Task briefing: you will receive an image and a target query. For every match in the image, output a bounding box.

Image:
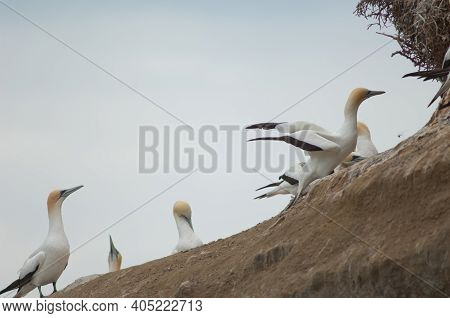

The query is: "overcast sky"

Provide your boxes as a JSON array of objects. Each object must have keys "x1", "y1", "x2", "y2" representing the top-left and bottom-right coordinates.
[{"x1": 0, "y1": 0, "x2": 437, "y2": 297}]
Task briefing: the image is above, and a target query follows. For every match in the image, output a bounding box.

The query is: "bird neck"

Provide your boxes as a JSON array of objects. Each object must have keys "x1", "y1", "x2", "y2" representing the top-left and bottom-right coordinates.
[
  {"x1": 342, "y1": 99, "x2": 360, "y2": 132},
  {"x1": 109, "y1": 261, "x2": 119, "y2": 272},
  {"x1": 356, "y1": 135, "x2": 378, "y2": 156},
  {"x1": 109, "y1": 254, "x2": 122, "y2": 272},
  {"x1": 174, "y1": 215, "x2": 195, "y2": 239},
  {"x1": 48, "y1": 204, "x2": 65, "y2": 234},
  {"x1": 357, "y1": 133, "x2": 371, "y2": 142}
]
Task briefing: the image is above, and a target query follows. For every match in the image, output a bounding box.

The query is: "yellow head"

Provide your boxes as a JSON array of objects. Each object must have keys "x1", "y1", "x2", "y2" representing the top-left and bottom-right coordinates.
[
  {"x1": 47, "y1": 190, "x2": 62, "y2": 211},
  {"x1": 346, "y1": 88, "x2": 385, "y2": 113},
  {"x1": 357, "y1": 121, "x2": 371, "y2": 137},
  {"x1": 47, "y1": 186, "x2": 83, "y2": 212},
  {"x1": 348, "y1": 88, "x2": 370, "y2": 105},
  {"x1": 173, "y1": 201, "x2": 192, "y2": 219}
]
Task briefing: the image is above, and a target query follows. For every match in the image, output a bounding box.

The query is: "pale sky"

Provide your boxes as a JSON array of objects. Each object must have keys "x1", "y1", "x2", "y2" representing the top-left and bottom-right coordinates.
[{"x1": 0, "y1": 0, "x2": 437, "y2": 297}]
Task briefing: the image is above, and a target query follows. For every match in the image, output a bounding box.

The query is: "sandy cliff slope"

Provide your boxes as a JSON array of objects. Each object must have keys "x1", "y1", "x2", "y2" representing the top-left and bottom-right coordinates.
[{"x1": 56, "y1": 108, "x2": 450, "y2": 298}]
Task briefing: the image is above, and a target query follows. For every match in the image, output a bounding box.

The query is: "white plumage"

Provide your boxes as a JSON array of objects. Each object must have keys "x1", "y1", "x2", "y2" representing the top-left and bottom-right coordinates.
[
  {"x1": 172, "y1": 201, "x2": 203, "y2": 254},
  {"x1": 0, "y1": 186, "x2": 83, "y2": 298},
  {"x1": 248, "y1": 88, "x2": 385, "y2": 207},
  {"x1": 254, "y1": 162, "x2": 306, "y2": 199}
]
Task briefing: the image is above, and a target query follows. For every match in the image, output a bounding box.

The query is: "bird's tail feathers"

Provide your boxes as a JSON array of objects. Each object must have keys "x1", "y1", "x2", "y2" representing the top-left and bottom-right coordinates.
[
  {"x1": 0, "y1": 266, "x2": 38, "y2": 296},
  {"x1": 0, "y1": 278, "x2": 24, "y2": 296}
]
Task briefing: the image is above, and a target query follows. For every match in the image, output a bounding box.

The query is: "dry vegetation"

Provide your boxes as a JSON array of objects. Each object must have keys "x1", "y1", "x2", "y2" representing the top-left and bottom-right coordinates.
[{"x1": 355, "y1": 0, "x2": 450, "y2": 70}]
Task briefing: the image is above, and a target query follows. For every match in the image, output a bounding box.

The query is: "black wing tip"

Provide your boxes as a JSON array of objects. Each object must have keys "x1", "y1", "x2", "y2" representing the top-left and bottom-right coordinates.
[
  {"x1": 255, "y1": 181, "x2": 281, "y2": 191},
  {"x1": 247, "y1": 137, "x2": 278, "y2": 142},
  {"x1": 306, "y1": 145, "x2": 323, "y2": 151},
  {"x1": 0, "y1": 279, "x2": 21, "y2": 295},
  {"x1": 254, "y1": 194, "x2": 267, "y2": 199},
  {"x1": 245, "y1": 124, "x2": 261, "y2": 130},
  {"x1": 402, "y1": 71, "x2": 424, "y2": 78},
  {"x1": 280, "y1": 174, "x2": 299, "y2": 185},
  {"x1": 245, "y1": 123, "x2": 264, "y2": 130},
  {"x1": 0, "y1": 266, "x2": 39, "y2": 296},
  {"x1": 245, "y1": 122, "x2": 284, "y2": 130},
  {"x1": 402, "y1": 68, "x2": 449, "y2": 81}
]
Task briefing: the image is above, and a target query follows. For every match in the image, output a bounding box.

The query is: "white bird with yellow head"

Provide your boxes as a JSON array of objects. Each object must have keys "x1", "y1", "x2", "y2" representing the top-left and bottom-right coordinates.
[
  {"x1": 172, "y1": 201, "x2": 203, "y2": 254},
  {"x1": 0, "y1": 186, "x2": 83, "y2": 298},
  {"x1": 248, "y1": 87, "x2": 385, "y2": 208}
]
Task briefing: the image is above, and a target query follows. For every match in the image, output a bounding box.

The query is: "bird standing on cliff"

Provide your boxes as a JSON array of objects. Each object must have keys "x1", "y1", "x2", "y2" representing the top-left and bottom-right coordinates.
[
  {"x1": 0, "y1": 186, "x2": 83, "y2": 298},
  {"x1": 248, "y1": 88, "x2": 385, "y2": 208},
  {"x1": 403, "y1": 45, "x2": 450, "y2": 107},
  {"x1": 172, "y1": 201, "x2": 203, "y2": 254},
  {"x1": 255, "y1": 121, "x2": 379, "y2": 198},
  {"x1": 108, "y1": 235, "x2": 122, "y2": 272}
]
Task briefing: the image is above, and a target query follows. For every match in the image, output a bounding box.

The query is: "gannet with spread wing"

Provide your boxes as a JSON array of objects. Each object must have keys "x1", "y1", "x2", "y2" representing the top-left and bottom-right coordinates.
[
  {"x1": 248, "y1": 88, "x2": 385, "y2": 207},
  {"x1": 254, "y1": 120, "x2": 379, "y2": 198}
]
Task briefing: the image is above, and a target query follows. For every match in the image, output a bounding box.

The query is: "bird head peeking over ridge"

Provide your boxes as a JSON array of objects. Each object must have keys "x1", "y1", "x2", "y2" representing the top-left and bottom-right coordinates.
[
  {"x1": 173, "y1": 200, "x2": 193, "y2": 230},
  {"x1": 356, "y1": 121, "x2": 371, "y2": 137},
  {"x1": 108, "y1": 235, "x2": 122, "y2": 272},
  {"x1": 172, "y1": 201, "x2": 203, "y2": 254}
]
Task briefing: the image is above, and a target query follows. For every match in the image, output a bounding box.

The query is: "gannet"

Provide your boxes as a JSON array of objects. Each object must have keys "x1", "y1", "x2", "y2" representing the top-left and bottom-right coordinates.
[
  {"x1": 256, "y1": 121, "x2": 379, "y2": 196},
  {"x1": 354, "y1": 121, "x2": 378, "y2": 157},
  {"x1": 248, "y1": 88, "x2": 385, "y2": 207},
  {"x1": 337, "y1": 121, "x2": 378, "y2": 170},
  {"x1": 0, "y1": 186, "x2": 83, "y2": 298},
  {"x1": 403, "y1": 45, "x2": 450, "y2": 107},
  {"x1": 172, "y1": 201, "x2": 203, "y2": 254},
  {"x1": 254, "y1": 162, "x2": 306, "y2": 199},
  {"x1": 108, "y1": 235, "x2": 122, "y2": 272}
]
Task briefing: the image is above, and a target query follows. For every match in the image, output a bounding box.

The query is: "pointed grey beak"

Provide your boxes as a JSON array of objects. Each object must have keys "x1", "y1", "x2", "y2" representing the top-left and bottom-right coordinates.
[
  {"x1": 60, "y1": 185, "x2": 83, "y2": 198},
  {"x1": 181, "y1": 215, "x2": 194, "y2": 230},
  {"x1": 109, "y1": 235, "x2": 119, "y2": 256},
  {"x1": 367, "y1": 90, "x2": 386, "y2": 98}
]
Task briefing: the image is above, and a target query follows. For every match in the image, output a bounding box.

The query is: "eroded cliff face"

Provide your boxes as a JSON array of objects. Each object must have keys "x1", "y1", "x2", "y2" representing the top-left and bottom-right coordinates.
[{"x1": 56, "y1": 108, "x2": 450, "y2": 298}]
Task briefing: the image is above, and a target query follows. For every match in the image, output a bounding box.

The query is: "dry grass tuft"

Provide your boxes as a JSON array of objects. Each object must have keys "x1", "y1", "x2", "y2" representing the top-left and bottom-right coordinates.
[{"x1": 355, "y1": 0, "x2": 450, "y2": 71}]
